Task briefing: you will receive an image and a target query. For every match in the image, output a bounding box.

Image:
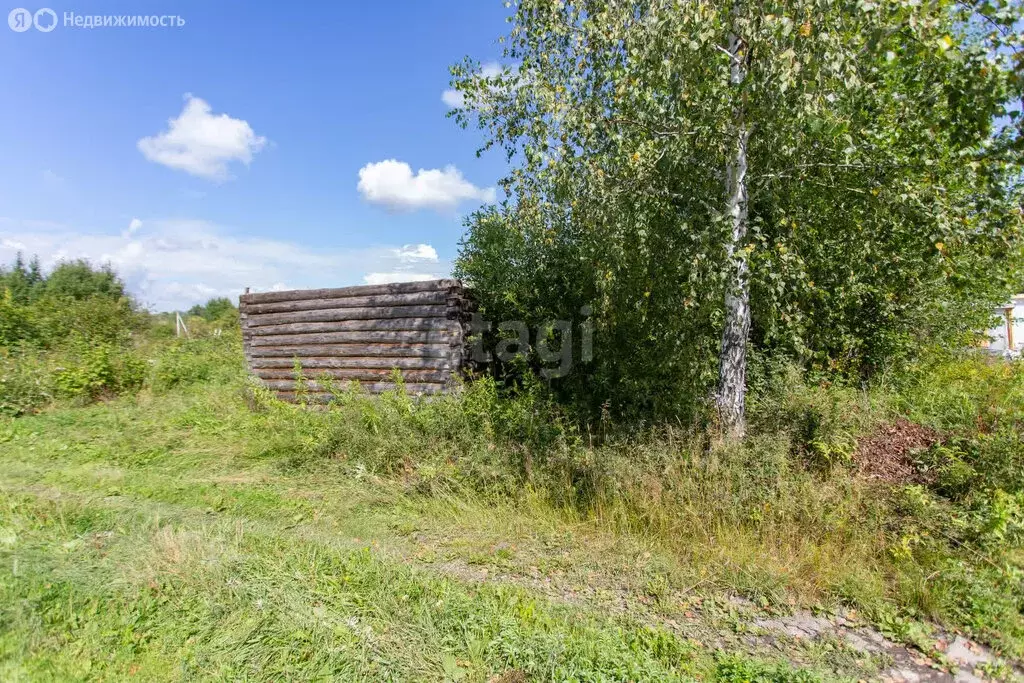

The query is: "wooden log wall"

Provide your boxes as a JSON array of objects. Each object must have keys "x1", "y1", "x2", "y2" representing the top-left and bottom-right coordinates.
[{"x1": 239, "y1": 279, "x2": 469, "y2": 401}]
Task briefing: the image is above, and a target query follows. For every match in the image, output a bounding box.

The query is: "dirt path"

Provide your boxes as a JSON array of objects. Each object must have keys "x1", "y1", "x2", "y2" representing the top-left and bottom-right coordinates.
[{"x1": 422, "y1": 555, "x2": 1022, "y2": 682}]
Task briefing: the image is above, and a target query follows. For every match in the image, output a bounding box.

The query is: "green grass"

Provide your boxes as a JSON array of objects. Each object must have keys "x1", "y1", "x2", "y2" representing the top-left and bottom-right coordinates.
[
  {"x1": 0, "y1": 346, "x2": 1022, "y2": 679},
  {"x1": 0, "y1": 384, "x2": 856, "y2": 681},
  {"x1": 1, "y1": 492, "x2": 697, "y2": 681}
]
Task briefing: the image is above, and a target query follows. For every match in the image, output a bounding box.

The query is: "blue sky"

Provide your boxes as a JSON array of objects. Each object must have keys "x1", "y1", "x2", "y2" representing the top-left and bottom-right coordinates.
[{"x1": 0, "y1": 1, "x2": 511, "y2": 310}]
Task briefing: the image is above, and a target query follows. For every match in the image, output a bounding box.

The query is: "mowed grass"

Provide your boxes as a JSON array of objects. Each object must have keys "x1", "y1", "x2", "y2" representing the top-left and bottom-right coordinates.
[{"x1": 0, "y1": 384, "x2": 848, "y2": 682}]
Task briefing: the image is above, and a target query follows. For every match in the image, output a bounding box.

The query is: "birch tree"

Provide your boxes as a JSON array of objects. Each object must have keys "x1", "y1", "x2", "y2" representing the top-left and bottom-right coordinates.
[
  {"x1": 452, "y1": 0, "x2": 1024, "y2": 429},
  {"x1": 720, "y1": 5, "x2": 751, "y2": 435}
]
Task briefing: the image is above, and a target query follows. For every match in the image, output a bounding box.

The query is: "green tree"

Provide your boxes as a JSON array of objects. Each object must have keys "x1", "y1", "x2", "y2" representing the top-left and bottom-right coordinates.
[
  {"x1": 451, "y1": 0, "x2": 1024, "y2": 431},
  {"x1": 0, "y1": 253, "x2": 43, "y2": 305},
  {"x1": 39, "y1": 259, "x2": 126, "y2": 301},
  {"x1": 187, "y1": 297, "x2": 237, "y2": 322},
  {"x1": 0, "y1": 256, "x2": 140, "y2": 348}
]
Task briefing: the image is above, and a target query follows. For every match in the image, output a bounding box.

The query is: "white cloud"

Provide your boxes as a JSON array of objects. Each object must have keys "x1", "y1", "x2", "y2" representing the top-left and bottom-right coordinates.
[
  {"x1": 357, "y1": 159, "x2": 495, "y2": 212},
  {"x1": 137, "y1": 94, "x2": 267, "y2": 181},
  {"x1": 124, "y1": 218, "x2": 143, "y2": 237},
  {"x1": 442, "y1": 61, "x2": 506, "y2": 109},
  {"x1": 395, "y1": 243, "x2": 438, "y2": 262},
  {"x1": 363, "y1": 272, "x2": 438, "y2": 286},
  {"x1": 0, "y1": 218, "x2": 448, "y2": 311},
  {"x1": 441, "y1": 89, "x2": 465, "y2": 109}
]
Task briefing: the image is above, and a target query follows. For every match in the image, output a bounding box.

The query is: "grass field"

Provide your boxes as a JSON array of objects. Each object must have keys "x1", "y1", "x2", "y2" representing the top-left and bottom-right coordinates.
[
  {"x1": 1, "y1": 339, "x2": 1023, "y2": 681},
  {"x1": 0, "y1": 383, "x2": 829, "y2": 681}
]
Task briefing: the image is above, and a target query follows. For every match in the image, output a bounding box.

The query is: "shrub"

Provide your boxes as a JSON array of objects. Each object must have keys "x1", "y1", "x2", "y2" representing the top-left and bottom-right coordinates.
[
  {"x1": 150, "y1": 333, "x2": 243, "y2": 391},
  {"x1": 920, "y1": 444, "x2": 978, "y2": 499},
  {"x1": 32, "y1": 294, "x2": 139, "y2": 348},
  {"x1": 899, "y1": 355, "x2": 1024, "y2": 498},
  {"x1": 964, "y1": 489, "x2": 1024, "y2": 549},
  {"x1": 51, "y1": 339, "x2": 146, "y2": 401},
  {"x1": 180, "y1": 314, "x2": 239, "y2": 337},
  {"x1": 0, "y1": 295, "x2": 38, "y2": 348},
  {"x1": 748, "y1": 362, "x2": 875, "y2": 470},
  {"x1": 0, "y1": 349, "x2": 53, "y2": 416},
  {"x1": 899, "y1": 354, "x2": 1024, "y2": 433},
  {"x1": 0, "y1": 255, "x2": 141, "y2": 350}
]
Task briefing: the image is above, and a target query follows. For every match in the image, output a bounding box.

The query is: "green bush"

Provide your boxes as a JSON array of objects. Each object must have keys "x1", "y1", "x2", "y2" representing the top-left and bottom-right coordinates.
[
  {"x1": 32, "y1": 294, "x2": 140, "y2": 348},
  {"x1": 966, "y1": 489, "x2": 1024, "y2": 549},
  {"x1": 150, "y1": 333, "x2": 243, "y2": 391},
  {"x1": 51, "y1": 340, "x2": 145, "y2": 401},
  {"x1": 144, "y1": 317, "x2": 177, "y2": 340},
  {"x1": 0, "y1": 256, "x2": 141, "y2": 350},
  {"x1": 899, "y1": 354, "x2": 1024, "y2": 433},
  {"x1": 899, "y1": 355, "x2": 1024, "y2": 499},
  {"x1": 0, "y1": 349, "x2": 53, "y2": 416},
  {"x1": 0, "y1": 254, "x2": 241, "y2": 413},
  {"x1": 748, "y1": 362, "x2": 873, "y2": 470},
  {"x1": 921, "y1": 444, "x2": 978, "y2": 499},
  {"x1": 0, "y1": 255, "x2": 145, "y2": 412},
  {"x1": 0, "y1": 293, "x2": 38, "y2": 348}
]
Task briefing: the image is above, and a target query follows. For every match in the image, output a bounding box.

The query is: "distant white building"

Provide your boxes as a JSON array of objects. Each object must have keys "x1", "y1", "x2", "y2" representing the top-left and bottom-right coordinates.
[{"x1": 983, "y1": 294, "x2": 1024, "y2": 355}]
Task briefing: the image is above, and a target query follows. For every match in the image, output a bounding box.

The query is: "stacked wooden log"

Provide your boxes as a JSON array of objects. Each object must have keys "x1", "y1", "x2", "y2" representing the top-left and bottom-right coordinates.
[{"x1": 239, "y1": 279, "x2": 469, "y2": 401}]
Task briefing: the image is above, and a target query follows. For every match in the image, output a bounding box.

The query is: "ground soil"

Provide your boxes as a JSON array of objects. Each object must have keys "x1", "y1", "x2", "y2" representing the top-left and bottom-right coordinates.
[{"x1": 853, "y1": 418, "x2": 941, "y2": 484}]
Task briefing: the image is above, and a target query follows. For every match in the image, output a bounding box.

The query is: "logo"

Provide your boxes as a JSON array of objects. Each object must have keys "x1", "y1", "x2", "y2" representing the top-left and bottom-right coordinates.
[
  {"x1": 8, "y1": 7, "x2": 56, "y2": 31},
  {"x1": 7, "y1": 7, "x2": 31, "y2": 31},
  {"x1": 33, "y1": 7, "x2": 55, "y2": 31},
  {"x1": 8, "y1": 10, "x2": 185, "y2": 31}
]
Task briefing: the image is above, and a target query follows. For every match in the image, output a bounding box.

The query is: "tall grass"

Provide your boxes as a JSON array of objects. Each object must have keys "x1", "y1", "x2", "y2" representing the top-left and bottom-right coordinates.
[
  {"x1": 3, "y1": 323, "x2": 1023, "y2": 659},
  {"x1": 231, "y1": 352, "x2": 1023, "y2": 657}
]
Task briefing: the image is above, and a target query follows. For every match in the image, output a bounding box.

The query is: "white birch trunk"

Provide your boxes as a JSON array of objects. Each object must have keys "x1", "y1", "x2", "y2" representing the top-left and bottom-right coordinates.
[{"x1": 716, "y1": 27, "x2": 751, "y2": 438}]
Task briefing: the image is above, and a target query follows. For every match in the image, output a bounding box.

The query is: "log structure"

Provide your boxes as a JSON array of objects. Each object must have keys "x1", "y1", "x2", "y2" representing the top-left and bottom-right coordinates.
[{"x1": 239, "y1": 279, "x2": 470, "y2": 401}]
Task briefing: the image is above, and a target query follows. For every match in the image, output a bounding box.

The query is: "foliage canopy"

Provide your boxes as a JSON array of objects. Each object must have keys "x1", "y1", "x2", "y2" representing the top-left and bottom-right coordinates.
[
  {"x1": 451, "y1": 0, "x2": 1024, "y2": 420},
  {"x1": 0, "y1": 254, "x2": 138, "y2": 349}
]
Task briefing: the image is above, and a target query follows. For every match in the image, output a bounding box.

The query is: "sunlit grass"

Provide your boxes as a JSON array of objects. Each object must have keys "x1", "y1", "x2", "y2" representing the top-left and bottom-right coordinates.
[{"x1": 1, "y1": 350, "x2": 1022, "y2": 678}]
